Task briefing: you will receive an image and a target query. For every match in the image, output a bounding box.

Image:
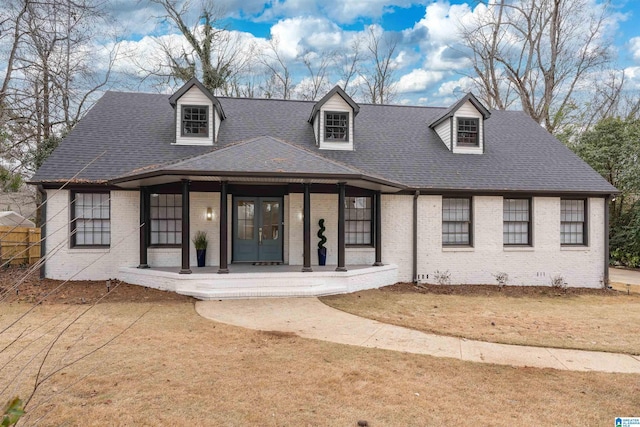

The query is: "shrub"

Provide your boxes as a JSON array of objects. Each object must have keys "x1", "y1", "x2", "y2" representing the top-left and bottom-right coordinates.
[
  {"x1": 550, "y1": 274, "x2": 566, "y2": 290},
  {"x1": 433, "y1": 270, "x2": 451, "y2": 285},
  {"x1": 493, "y1": 272, "x2": 509, "y2": 287}
]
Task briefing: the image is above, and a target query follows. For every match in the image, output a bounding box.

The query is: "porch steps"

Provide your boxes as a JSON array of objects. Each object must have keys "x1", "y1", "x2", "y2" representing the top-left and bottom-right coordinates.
[
  {"x1": 118, "y1": 264, "x2": 399, "y2": 300},
  {"x1": 175, "y1": 282, "x2": 348, "y2": 300}
]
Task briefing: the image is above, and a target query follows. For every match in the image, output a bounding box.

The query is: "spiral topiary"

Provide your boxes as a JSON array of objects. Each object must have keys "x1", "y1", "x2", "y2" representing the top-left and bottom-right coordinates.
[{"x1": 317, "y1": 218, "x2": 327, "y2": 249}]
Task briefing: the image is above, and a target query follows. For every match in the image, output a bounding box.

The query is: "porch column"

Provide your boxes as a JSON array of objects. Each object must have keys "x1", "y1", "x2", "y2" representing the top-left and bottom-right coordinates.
[
  {"x1": 302, "y1": 183, "x2": 312, "y2": 272},
  {"x1": 137, "y1": 187, "x2": 150, "y2": 268},
  {"x1": 374, "y1": 191, "x2": 383, "y2": 266},
  {"x1": 179, "y1": 179, "x2": 191, "y2": 274},
  {"x1": 336, "y1": 182, "x2": 347, "y2": 271},
  {"x1": 218, "y1": 181, "x2": 229, "y2": 274}
]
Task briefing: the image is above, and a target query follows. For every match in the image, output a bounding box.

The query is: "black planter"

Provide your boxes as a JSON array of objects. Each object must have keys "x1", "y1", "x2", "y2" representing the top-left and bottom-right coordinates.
[
  {"x1": 196, "y1": 249, "x2": 206, "y2": 267},
  {"x1": 318, "y1": 247, "x2": 327, "y2": 266}
]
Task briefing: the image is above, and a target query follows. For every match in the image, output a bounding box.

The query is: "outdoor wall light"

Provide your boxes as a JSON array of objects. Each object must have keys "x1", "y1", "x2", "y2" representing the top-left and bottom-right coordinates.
[{"x1": 206, "y1": 207, "x2": 213, "y2": 221}]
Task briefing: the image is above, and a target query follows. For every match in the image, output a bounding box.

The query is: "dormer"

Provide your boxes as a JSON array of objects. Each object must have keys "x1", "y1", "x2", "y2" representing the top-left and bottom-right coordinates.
[
  {"x1": 429, "y1": 92, "x2": 490, "y2": 155},
  {"x1": 168, "y1": 78, "x2": 225, "y2": 146},
  {"x1": 309, "y1": 86, "x2": 359, "y2": 151}
]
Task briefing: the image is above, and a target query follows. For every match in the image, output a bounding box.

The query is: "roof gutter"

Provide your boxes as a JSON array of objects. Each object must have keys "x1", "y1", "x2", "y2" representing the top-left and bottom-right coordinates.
[
  {"x1": 413, "y1": 190, "x2": 420, "y2": 283},
  {"x1": 37, "y1": 185, "x2": 47, "y2": 279},
  {"x1": 404, "y1": 188, "x2": 620, "y2": 198}
]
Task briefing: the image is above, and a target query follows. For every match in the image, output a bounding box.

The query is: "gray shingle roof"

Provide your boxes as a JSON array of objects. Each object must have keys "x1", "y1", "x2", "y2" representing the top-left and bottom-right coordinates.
[
  {"x1": 31, "y1": 89, "x2": 616, "y2": 194},
  {"x1": 115, "y1": 135, "x2": 401, "y2": 187}
]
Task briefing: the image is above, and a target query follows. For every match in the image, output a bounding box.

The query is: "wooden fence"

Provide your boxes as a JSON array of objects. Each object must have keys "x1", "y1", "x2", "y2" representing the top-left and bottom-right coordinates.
[{"x1": 0, "y1": 226, "x2": 41, "y2": 266}]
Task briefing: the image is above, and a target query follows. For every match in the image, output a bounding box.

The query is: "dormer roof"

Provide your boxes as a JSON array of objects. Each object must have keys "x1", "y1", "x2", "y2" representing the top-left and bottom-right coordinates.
[
  {"x1": 308, "y1": 85, "x2": 360, "y2": 122},
  {"x1": 429, "y1": 92, "x2": 490, "y2": 129},
  {"x1": 168, "y1": 77, "x2": 226, "y2": 119}
]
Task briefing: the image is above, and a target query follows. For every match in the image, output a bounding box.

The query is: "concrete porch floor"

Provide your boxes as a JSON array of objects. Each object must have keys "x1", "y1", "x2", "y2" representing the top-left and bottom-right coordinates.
[
  {"x1": 118, "y1": 263, "x2": 399, "y2": 299},
  {"x1": 150, "y1": 264, "x2": 369, "y2": 274}
]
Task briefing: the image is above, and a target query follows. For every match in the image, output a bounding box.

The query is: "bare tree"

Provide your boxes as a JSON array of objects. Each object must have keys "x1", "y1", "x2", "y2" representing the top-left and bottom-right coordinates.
[
  {"x1": 336, "y1": 35, "x2": 363, "y2": 98},
  {"x1": 0, "y1": 0, "x2": 116, "y2": 228},
  {"x1": 148, "y1": 0, "x2": 251, "y2": 93},
  {"x1": 296, "y1": 50, "x2": 335, "y2": 100},
  {"x1": 0, "y1": 1, "x2": 29, "y2": 109},
  {"x1": 459, "y1": 0, "x2": 613, "y2": 133},
  {"x1": 259, "y1": 37, "x2": 295, "y2": 99},
  {"x1": 359, "y1": 26, "x2": 399, "y2": 104},
  {"x1": 7, "y1": 0, "x2": 116, "y2": 173}
]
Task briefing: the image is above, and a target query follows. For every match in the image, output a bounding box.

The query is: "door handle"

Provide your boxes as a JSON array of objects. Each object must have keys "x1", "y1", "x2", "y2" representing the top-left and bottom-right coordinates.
[{"x1": 258, "y1": 227, "x2": 263, "y2": 245}]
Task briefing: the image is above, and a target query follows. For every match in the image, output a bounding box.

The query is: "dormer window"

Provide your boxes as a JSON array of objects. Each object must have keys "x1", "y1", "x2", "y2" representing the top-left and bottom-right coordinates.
[
  {"x1": 325, "y1": 112, "x2": 349, "y2": 141},
  {"x1": 429, "y1": 93, "x2": 490, "y2": 155},
  {"x1": 169, "y1": 78, "x2": 225, "y2": 146},
  {"x1": 457, "y1": 118, "x2": 479, "y2": 146},
  {"x1": 309, "y1": 86, "x2": 359, "y2": 151},
  {"x1": 182, "y1": 105, "x2": 209, "y2": 137}
]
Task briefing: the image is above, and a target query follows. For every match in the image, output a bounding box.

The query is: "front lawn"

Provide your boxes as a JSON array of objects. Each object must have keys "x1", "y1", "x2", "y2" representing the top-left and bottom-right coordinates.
[
  {"x1": 0, "y1": 299, "x2": 638, "y2": 426},
  {"x1": 321, "y1": 283, "x2": 640, "y2": 354}
]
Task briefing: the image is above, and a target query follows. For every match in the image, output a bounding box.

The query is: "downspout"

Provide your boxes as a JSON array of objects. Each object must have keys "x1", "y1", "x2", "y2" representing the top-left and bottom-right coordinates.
[
  {"x1": 37, "y1": 185, "x2": 47, "y2": 279},
  {"x1": 604, "y1": 195, "x2": 611, "y2": 287},
  {"x1": 413, "y1": 190, "x2": 420, "y2": 283}
]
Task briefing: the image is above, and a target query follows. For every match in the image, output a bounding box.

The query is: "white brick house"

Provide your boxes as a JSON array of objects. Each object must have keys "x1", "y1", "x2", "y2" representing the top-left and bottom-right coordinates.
[{"x1": 30, "y1": 79, "x2": 617, "y2": 298}]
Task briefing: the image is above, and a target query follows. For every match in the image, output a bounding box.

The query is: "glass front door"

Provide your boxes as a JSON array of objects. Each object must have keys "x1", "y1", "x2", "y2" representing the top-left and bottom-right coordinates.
[{"x1": 233, "y1": 197, "x2": 283, "y2": 262}]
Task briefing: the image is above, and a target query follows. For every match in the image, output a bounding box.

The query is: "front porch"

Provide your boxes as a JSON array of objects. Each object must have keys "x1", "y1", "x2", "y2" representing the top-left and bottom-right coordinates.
[{"x1": 119, "y1": 263, "x2": 398, "y2": 299}]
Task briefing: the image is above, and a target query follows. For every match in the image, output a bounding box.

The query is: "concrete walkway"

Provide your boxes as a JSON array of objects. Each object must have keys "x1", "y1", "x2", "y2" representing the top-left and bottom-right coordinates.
[
  {"x1": 610, "y1": 267, "x2": 640, "y2": 294},
  {"x1": 196, "y1": 298, "x2": 640, "y2": 374}
]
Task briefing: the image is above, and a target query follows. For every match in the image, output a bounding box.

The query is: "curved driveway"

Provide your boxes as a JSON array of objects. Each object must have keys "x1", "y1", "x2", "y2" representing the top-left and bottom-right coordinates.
[{"x1": 196, "y1": 298, "x2": 640, "y2": 374}]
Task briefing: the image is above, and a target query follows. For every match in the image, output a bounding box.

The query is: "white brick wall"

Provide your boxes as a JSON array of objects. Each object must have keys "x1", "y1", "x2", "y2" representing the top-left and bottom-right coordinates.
[
  {"x1": 404, "y1": 195, "x2": 605, "y2": 288},
  {"x1": 44, "y1": 190, "x2": 607, "y2": 288},
  {"x1": 382, "y1": 195, "x2": 414, "y2": 282},
  {"x1": 44, "y1": 189, "x2": 139, "y2": 280},
  {"x1": 287, "y1": 193, "x2": 339, "y2": 266}
]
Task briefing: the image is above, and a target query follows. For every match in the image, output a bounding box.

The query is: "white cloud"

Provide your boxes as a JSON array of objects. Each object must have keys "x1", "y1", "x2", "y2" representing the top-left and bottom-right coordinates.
[
  {"x1": 400, "y1": 1, "x2": 477, "y2": 72},
  {"x1": 623, "y1": 66, "x2": 640, "y2": 89},
  {"x1": 630, "y1": 37, "x2": 640, "y2": 63},
  {"x1": 320, "y1": 0, "x2": 416, "y2": 24},
  {"x1": 226, "y1": 0, "x2": 418, "y2": 24},
  {"x1": 396, "y1": 69, "x2": 445, "y2": 93},
  {"x1": 105, "y1": 1, "x2": 167, "y2": 37},
  {"x1": 270, "y1": 17, "x2": 345, "y2": 59},
  {"x1": 436, "y1": 76, "x2": 476, "y2": 98}
]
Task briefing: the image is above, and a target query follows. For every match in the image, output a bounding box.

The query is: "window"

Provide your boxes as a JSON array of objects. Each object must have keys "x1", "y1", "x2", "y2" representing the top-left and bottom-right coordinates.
[
  {"x1": 325, "y1": 111, "x2": 349, "y2": 141},
  {"x1": 181, "y1": 105, "x2": 208, "y2": 137},
  {"x1": 71, "y1": 192, "x2": 110, "y2": 247},
  {"x1": 442, "y1": 197, "x2": 471, "y2": 245},
  {"x1": 503, "y1": 198, "x2": 531, "y2": 245},
  {"x1": 561, "y1": 199, "x2": 587, "y2": 245},
  {"x1": 237, "y1": 200, "x2": 254, "y2": 240},
  {"x1": 457, "y1": 117, "x2": 479, "y2": 146},
  {"x1": 345, "y1": 196, "x2": 372, "y2": 245},
  {"x1": 150, "y1": 194, "x2": 182, "y2": 245}
]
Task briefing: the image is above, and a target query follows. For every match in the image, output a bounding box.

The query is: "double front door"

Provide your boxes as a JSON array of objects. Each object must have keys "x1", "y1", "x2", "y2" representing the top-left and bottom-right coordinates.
[{"x1": 233, "y1": 196, "x2": 283, "y2": 262}]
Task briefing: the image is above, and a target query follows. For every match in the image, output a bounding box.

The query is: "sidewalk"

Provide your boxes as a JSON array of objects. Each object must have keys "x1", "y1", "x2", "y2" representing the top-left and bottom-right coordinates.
[{"x1": 196, "y1": 297, "x2": 640, "y2": 374}]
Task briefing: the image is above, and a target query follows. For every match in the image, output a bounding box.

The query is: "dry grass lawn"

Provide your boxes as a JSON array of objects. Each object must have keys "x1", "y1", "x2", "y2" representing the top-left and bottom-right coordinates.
[
  {"x1": 1, "y1": 299, "x2": 639, "y2": 426},
  {"x1": 321, "y1": 284, "x2": 640, "y2": 355}
]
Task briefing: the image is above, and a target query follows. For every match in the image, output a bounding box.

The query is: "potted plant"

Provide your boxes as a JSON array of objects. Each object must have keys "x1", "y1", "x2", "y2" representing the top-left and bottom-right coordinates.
[
  {"x1": 317, "y1": 219, "x2": 327, "y2": 266},
  {"x1": 192, "y1": 231, "x2": 208, "y2": 267}
]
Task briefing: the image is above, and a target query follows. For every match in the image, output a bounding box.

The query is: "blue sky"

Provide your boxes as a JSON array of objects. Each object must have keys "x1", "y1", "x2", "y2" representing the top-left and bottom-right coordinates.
[{"x1": 108, "y1": 0, "x2": 640, "y2": 105}]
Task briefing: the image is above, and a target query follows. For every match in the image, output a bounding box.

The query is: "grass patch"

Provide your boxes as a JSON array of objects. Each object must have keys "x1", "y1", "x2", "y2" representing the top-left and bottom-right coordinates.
[
  {"x1": 321, "y1": 284, "x2": 640, "y2": 355},
  {"x1": 0, "y1": 300, "x2": 639, "y2": 425}
]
